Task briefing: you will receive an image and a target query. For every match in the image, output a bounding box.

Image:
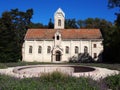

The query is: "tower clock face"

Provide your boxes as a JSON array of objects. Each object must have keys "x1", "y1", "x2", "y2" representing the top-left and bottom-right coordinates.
[
  {"x1": 58, "y1": 14, "x2": 61, "y2": 17},
  {"x1": 57, "y1": 13, "x2": 62, "y2": 17}
]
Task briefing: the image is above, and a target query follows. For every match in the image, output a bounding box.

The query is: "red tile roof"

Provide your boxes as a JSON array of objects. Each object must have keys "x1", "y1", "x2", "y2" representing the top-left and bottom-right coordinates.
[{"x1": 25, "y1": 29, "x2": 102, "y2": 40}]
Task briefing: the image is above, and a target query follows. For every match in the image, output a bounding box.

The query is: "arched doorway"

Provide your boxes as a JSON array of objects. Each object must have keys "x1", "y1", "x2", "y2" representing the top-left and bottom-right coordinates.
[{"x1": 56, "y1": 51, "x2": 61, "y2": 61}]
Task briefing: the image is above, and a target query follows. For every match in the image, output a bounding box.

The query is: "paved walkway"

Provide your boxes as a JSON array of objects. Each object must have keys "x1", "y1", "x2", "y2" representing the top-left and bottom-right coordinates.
[
  {"x1": 73, "y1": 67, "x2": 119, "y2": 80},
  {"x1": 0, "y1": 66, "x2": 119, "y2": 81}
]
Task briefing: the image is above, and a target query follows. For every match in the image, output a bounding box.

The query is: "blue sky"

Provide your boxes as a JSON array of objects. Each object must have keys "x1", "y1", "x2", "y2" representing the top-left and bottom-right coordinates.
[{"x1": 0, "y1": 0, "x2": 119, "y2": 25}]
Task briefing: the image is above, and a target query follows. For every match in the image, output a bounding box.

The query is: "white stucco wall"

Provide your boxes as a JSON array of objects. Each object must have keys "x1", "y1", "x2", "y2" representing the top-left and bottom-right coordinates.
[
  {"x1": 22, "y1": 39, "x2": 103, "y2": 62},
  {"x1": 91, "y1": 40, "x2": 103, "y2": 61},
  {"x1": 23, "y1": 40, "x2": 54, "y2": 62}
]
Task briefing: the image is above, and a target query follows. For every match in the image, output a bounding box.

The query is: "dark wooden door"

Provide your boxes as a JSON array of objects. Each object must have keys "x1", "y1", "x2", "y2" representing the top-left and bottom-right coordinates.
[{"x1": 56, "y1": 51, "x2": 61, "y2": 61}]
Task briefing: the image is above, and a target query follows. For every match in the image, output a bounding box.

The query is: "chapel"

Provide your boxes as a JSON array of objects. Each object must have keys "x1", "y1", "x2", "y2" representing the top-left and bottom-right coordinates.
[{"x1": 22, "y1": 8, "x2": 103, "y2": 62}]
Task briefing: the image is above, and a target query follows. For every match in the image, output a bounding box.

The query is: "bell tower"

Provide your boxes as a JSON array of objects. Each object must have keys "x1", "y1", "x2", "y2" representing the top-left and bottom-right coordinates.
[{"x1": 54, "y1": 8, "x2": 65, "y2": 29}]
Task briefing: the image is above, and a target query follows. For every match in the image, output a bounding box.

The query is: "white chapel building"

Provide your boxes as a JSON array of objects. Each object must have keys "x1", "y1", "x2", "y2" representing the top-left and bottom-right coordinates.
[{"x1": 22, "y1": 8, "x2": 103, "y2": 62}]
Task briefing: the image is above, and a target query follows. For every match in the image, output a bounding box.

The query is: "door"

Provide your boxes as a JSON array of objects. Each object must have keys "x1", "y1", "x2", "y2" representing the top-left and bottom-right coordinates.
[{"x1": 56, "y1": 51, "x2": 61, "y2": 61}]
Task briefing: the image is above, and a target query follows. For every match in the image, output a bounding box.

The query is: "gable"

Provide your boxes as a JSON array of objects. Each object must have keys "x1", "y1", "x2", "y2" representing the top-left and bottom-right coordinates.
[{"x1": 54, "y1": 8, "x2": 65, "y2": 17}]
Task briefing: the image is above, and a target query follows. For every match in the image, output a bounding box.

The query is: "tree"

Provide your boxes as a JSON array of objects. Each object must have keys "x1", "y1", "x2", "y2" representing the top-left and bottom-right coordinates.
[
  {"x1": 65, "y1": 19, "x2": 78, "y2": 29},
  {"x1": 77, "y1": 20, "x2": 85, "y2": 28},
  {"x1": 10, "y1": 8, "x2": 33, "y2": 45},
  {"x1": 11, "y1": 9, "x2": 33, "y2": 61},
  {"x1": 77, "y1": 18, "x2": 112, "y2": 29},
  {"x1": 29, "y1": 22, "x2": 46, "y2": 28},
  {"x1": 108, "y1": 0, "x2": 120, "y2": 27},
  {"x1": 0, "y1": 9, "x2": 33, "y2": 62},
  {"x1": 108, "y1": 0, "x2": 120, "y2": 8},
  {"x1": 107, "y1": 0, "x2": 120, "y2": 63},
  {"x1": 0, "y1": 12, "x2": 18, "y2": 62},
  {"x1": 48, "y1": 18, "x2": 54, "y2": 29}
]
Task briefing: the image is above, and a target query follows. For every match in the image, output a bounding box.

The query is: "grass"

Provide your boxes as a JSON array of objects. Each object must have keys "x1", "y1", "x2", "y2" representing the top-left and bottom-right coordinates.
[
  {"x1": 0, "y1": 71, "x2": 119, "y2": 90},
  {"x1": 0, "y1": 71, "x2": 106, "y2": 90},
  {"x1": 104, "y1": 74, "x2": 120, "y2": 90},
  {"x1": 0, "y1": 62, "x2": 52, "y2": 68},
  {"x1": 0, "y1": 63, "x2": 7, "y2": 69},
  {"x1": 76, "y1": 63, "x2": 120, "y2": 71}
]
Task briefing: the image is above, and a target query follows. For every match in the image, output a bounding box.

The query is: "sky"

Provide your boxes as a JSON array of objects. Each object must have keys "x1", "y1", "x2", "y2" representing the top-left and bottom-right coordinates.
[{"x1": 0, "y1": 0, "x2": 119, "y2": 25}]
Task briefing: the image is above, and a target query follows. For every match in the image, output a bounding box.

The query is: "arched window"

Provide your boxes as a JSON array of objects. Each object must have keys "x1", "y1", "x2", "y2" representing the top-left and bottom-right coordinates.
[
  {"x1": 38, "y1": 46, "x2": 42, "y2": 54},
  {"x1": 58, "y1": 19, "x2": 61, "y2": 26},
  {"x1": 65, "y1": 46, "x2": 69, "y2": 54},
  {"x1": 29, "y1": 46, "x2": 32, "y2": 53},
  {"x1": 84, "y1": 46, "x2": 88, "y2": 53},
  {"x1": 75, "y1": 46, "x2": 79, "y2": 54},
  {"x1": 47, "y1": 46, "x2": 51, "y2": 54}
]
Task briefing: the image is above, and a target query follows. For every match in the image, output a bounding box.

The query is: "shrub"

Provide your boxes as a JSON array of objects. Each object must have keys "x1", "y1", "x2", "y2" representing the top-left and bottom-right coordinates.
[
  {"x1": 0, "y1": 63, "x2": 7, "y2": 69},
  {"x1": 69, "y1": 53, "x2": 94, "y2": 63},
  {"x1": 0, "y1": 72, "x2": 101, "y2": 90},
  {"x1": 69, "y1": 56, "x2": 78, "y2": 63},
  {"x1": 78, "y1": 53, "x2": 93, "y2": 63},
  {"x1": 40, "y1": 71, "x2": 68, "y2": 82},
  {"x1": 104, "y1": 74, "x2": 120, "y2": 90}
]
